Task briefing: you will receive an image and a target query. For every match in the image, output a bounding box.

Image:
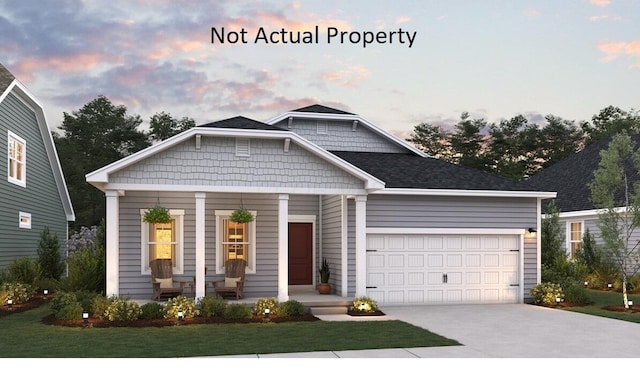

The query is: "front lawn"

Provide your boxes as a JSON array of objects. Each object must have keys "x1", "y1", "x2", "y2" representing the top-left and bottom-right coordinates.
[
  {"x1": 560, "y1": 289, "x2": 640, "y2": 323},
  {"x1": 0, "y1": 305, "x2": 460, "y2": 358}
]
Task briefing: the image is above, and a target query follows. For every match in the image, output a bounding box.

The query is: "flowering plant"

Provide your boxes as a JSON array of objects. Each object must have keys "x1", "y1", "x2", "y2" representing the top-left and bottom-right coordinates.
[{"x1": 351, "y1": 296, "x2": 379, "y2": 313}]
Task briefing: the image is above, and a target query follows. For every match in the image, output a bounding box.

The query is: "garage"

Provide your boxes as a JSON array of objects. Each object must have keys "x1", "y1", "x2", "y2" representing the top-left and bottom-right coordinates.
[{"x1": 366, "y1": 233, "x2": 521, "y2": 305}]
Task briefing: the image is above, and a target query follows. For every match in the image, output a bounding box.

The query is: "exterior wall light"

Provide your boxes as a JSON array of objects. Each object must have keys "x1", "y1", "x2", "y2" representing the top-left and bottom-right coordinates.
[{"x1": 527, "y1": 228, "x2": 537, "y2": 236}]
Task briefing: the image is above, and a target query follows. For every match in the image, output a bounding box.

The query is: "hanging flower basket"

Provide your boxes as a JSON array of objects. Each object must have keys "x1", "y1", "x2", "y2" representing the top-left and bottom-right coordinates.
[
  {"x1": 229, "y1": 207, "x2": 254, "y2": 223},
  {"x1": 143, "y1": 205, "x2": 172, "y2": 224}
]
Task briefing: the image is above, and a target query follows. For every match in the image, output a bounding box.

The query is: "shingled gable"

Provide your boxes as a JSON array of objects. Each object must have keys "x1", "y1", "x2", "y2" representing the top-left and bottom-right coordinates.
[
  {"x1": 526, "y1": 134, "x2": 640, "y2": 213},
  {"x1": 198, "y1": 116, "x2": 285, "y2": 131},
  {"x1": 0, "y1": 63, "x2": 15, "y2": 93},
  {"x1": 292, "y1": 104, "x2": 354, "y2": 115},
  {"x1": 333, "y1": 151, "x2": 542, "y2": 192}
]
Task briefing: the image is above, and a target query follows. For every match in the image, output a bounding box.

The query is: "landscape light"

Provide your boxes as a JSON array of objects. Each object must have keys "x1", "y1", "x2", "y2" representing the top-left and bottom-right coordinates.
[{"x1": 82, "y1": 312, "x2": 89, "y2": 326}]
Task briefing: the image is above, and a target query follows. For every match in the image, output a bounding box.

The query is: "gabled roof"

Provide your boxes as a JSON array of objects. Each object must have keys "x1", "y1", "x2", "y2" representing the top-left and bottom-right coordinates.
[
  {"x1": 334, "y1": 151, "x2": 553, "y2": 197},
  {"x1": 526, "y1": 134, "x2": 640, "y2": 213},
  {"x1": 199, "y1": 116, "x2": 284, "y2": 131},
  {"x1": 0, "y1": 63, "x2": 75, "y2": 222},
  {"x1": 291, "y1": 104, "x2": 354, "y2": 115},
  {"x1": 267, "y1": 105, "x2": 427, "y2": 157}
]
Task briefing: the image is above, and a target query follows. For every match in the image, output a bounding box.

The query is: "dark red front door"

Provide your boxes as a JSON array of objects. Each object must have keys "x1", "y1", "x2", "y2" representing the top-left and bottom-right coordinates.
[{"x1": 288, "y1": 223, "x2": 313, "y2": 285}]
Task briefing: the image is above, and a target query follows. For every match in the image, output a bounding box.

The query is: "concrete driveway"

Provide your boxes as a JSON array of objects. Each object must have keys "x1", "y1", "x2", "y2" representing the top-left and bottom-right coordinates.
[{"x1": 255, "y1": 304, "x2": 640, "y2": 358}]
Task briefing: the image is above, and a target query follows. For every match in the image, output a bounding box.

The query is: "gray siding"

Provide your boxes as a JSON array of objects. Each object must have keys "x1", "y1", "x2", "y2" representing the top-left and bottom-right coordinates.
[
  {"x1": 321, "y1": 195, "x2": 343, "y2": 294},
  {"x1": 110, "y1": 136, "x2": 365, "y2": 190},
  {"x1": 366, "y1": 194, "x2": 539, "y2": 302},
  {"x1": 0, "y1": 93, "x2": 67, "y2": 271},
  {"x1": 273, "y1": 118, "x2": 408, "y2": 153}
]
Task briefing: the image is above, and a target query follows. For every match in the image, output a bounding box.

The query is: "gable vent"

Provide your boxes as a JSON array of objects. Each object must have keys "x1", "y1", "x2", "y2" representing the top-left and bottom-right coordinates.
[
  {"x1": 317, "y1": 120, "x2": 328, "y2": 135},
  {"x1": 236, "y1": 138, "x2": 250, "y2": 157}
]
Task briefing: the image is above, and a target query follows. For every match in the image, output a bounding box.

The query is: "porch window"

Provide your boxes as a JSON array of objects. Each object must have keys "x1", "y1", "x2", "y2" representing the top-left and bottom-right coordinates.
[
  {"x1": 141, "y1": 209, "x2": 184, "y2": 274},
  {"x1": 7, "y1": 131, "x2": 26, "y2": 187},
  {"x1": 568, "y1": 221, "x2": 583, "y2": 259},
  {"x1": 215, "y1": 210, "x2": 256, "y2": 274}
]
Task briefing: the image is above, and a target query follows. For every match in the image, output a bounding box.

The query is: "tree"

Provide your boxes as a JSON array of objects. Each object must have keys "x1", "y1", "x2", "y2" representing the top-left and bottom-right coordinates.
[
  {"x1": 541, "y1": 200, "x2": 565, "y2": 266},
  {"x1": 406, "y1": 122, "x2": 451, "y2": 159},
  {"x1": 583, "y1": 106, "x2": 640, "y2": 145},
  {"x1": 149, "y1": 111, "x2": 195, "y2": 142},
  {"x1": 448, "y1": 112, "x2": 488, "y2": 171},
  {"x1": 53, "y1": 95, "x2": 151, "y2": 229},
  {"x1": 536, "y1": 115, "x2": 583, "y2": 170},
  {"x1": 37, "y1": 226, "x2": 64, "y2": 280},
  {"x1": 588, "y1": 132, "x2": 640, "y2": 309}
]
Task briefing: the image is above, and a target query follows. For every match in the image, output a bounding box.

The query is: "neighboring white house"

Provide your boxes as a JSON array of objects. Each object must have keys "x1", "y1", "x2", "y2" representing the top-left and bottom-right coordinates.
[
  {"x1": 0, "y1": 62, "x2": 75, "y2": 271},
  {"x1": 86, "y1": 105, "x2": 555, "y2": 305}
]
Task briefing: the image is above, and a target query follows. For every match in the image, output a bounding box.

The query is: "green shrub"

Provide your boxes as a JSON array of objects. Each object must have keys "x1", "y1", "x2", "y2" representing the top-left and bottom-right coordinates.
[
  {"x1": 37, "y1": 226, "x2": 64, "y2": 280},
  {"x1": 352, "y1": 296, "x2": 379, "y2": 312},
  {"x1": 104, "y1": 296, "x2": 142, "y2": 321},
  {"x1": 197, "y1": 295, "x2": 227, "y2": 317},
  {"x1": 50, "y1": 291, "x2": 83, "y2": 320},
  {"x1": 141, "y1": 302, "x2": 166, "y2": 319},
  {"x1": 223, "y1": 303, "x2": 252, "y2": 320},
  {"x1": 6, "y1": 257, "x2": 41, "y2": 288},
  {"x1": 36, "y1": 277, "x2": 60, "y2": 294},
  {"x1": 530, "y1": 282, "x2": 564, "y2": 305},
  {"x1": 164, "y1": 295, "x2": 199, "y2": 319},
  {"x1": 562, "y1": 283, "x2": 593, "y2": 306},
  {"x1": 542, "y1": 256, "x2": 589, "y2": 287},
  {"x1": 91, "y1": 294, "x2": 112, "y2": 320},
  {"x1": 278, "y1": 300, "x2": 305, "y2": 316},
  {"x1": 75, "y1": 290, "x2": 100, "y2": 312},
  {"x1": 253, "y1": 297, "x2": 279, "y2": 316},
  {"x1": 585, "y1": 259, "x2": 620, "y2": 289},
  {"x1": 56, "y1": 302, "x2": 84, "y2": 320},
  {"x1": 59, "y1": 246, "x2": 105, "y2": 293},
  {"x1": 0, "y1": 282, "x2": 32, "y2": 304}
]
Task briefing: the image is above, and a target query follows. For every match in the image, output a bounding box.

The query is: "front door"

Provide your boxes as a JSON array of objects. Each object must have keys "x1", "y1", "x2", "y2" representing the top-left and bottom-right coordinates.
[{"x1": 288, "y1": 223, "x2": 313, "y2": 285}]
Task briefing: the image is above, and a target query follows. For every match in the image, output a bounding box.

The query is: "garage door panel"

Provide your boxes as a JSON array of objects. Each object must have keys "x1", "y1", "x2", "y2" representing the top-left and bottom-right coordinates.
[{"x1": 367, "y1": 234, "x2": 520, "y2": 305}]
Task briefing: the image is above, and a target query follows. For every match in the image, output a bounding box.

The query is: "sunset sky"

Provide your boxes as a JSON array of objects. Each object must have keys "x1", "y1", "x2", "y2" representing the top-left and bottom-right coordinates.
[{"x1": 1, "y1": 0, "x2": 638, "y2": 138}]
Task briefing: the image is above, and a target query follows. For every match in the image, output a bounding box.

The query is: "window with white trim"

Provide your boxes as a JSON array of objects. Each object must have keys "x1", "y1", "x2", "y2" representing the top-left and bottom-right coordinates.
[
  {"x1": 215, "y1": 210, "x2": 256, "y2": 274},
  {"x1": 19, "y1": 212, "x2": 31, "y2": 229},
  {"x1": 7, "y1": 131, "x2": 26, "y2": 187},
  {"x1": 568, "y1": 221, "x2": 583, "y2": 258},
  {"x1": 141, "y1": 209, "x2": 184, "y2": 274}
]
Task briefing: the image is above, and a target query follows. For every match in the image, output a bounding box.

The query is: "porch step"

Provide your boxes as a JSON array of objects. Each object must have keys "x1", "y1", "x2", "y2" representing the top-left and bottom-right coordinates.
[{"x1": 309, "y1": 306, "x2": 349, "y2": 315}]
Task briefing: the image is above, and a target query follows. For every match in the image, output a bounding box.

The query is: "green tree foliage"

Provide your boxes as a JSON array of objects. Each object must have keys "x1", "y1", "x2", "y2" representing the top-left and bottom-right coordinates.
[
  {"x1": 406, "y1": 123, "x2": 450, "y2": 159},
  {"x1": 53, "y1": 95, "x2": 151, "y2": 229},
  {"x1": 588, "y1": 132, "x2": 640, "y2": 308},
  {"x1": 537, "y1": 115, "x2": 584, "y2": 170},
  {"x1": 37, "y1": 226, "x2": 64, "y2": 280},
  {"x1": 448, "y1": 112, "x2": 488, "y2": 171},
  {"x1": 149, "y1": 111, "x2": 195, "y2": 141},
  {"x1": 486, "y1": 115, "x2": 537, "y2": 180},
  {"x1": 583, "y1": 106, "x2": 640, "y2": 146},
  {"x1": 541, "y1": 200, "x2": 565, "y2": 265}
]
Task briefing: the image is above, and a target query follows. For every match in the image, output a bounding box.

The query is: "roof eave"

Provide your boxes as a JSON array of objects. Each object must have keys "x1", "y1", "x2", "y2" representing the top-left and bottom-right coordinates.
[{"x1": 377, "y1": 188, "x2": 557, "y2": 198}]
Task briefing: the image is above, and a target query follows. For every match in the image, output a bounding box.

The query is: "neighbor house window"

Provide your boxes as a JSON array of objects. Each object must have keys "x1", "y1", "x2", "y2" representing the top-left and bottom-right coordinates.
[
  {"x1": 568, "y1": 221, "x2": 583, "y2": 258},
  {"x1": 18, "y1": 212, "x2": 31, "y2": 229},
  {"x1": 215, "y1": 210, "x2": 256, "y2": 274},
  {"x1": 7, "y1": 131, "x2": 26, "y2": 187},
  {"x1": 141, "y1": 209, "x2": 184, "y2": 274}
]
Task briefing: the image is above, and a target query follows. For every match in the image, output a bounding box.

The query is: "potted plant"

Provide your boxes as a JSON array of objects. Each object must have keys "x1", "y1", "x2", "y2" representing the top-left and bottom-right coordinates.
[
  {"x1": 318, "y1": 258, "x2": 331, "y2": 294},
  {"x1": 229, "y1": 207, "x2": 254, "y2": 223},
  {"x1": 143, "y1": 204, "x2": 172, "y2": 224}
]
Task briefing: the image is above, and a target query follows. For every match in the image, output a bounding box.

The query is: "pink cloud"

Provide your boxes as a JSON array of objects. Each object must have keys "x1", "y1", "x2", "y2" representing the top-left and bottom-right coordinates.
[
  {"x1": 590, "y1": 0, "x2": 611, "y2": 7},
  {"x1": 14, "y1": 54, "x2": 115, "y2": 81},
  {"x1": 396, "y1": 16, "x2": 411, "y2": 24},
  {"x1": 320, "y1": 65, "x2": 370, "y2": 87},
  {"x1": 598, "y1": 40, "x2": 640, "y2": 66}
]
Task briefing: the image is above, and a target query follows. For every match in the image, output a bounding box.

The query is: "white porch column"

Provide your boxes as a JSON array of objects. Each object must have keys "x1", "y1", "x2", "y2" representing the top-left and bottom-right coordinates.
[
  {"x1": 105, "y1": 190, "x2": 121, "y2": 297},
  {"x1": 355, "y1": 195, "x2": 367, "y2": 297},
  {"x1": 278, "y1": 194, "x2": 289, "y2": 302},
  {"x1": 340, "y1": 196, "x2": 349, "y2": 296},
  {"x1": 195, "y1": 192, "x2": 206, "y2": 299}
]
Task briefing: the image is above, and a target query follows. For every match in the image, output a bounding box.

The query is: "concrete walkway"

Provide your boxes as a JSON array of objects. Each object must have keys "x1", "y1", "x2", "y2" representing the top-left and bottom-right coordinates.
[{"x1": 220, "y1": 304, "x2": 640, "y2": 358}]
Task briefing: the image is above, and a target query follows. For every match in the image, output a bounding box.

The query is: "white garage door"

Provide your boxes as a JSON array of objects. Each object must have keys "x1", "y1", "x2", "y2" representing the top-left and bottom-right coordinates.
[{"x1": 366, "y1": 234, "x2": 520, "y2": 305}]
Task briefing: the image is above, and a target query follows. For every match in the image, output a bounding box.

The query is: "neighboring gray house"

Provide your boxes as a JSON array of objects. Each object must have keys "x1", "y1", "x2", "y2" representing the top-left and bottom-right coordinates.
[
  {"x1": 0, "y1": 63, "x2": 75, "y2": 271},
  {"x1": 87, "y1": 105, "x2": 554, "y2": 305},
  {"x1": 527, "y1": 134, "x2": 640, "y2": 259}
]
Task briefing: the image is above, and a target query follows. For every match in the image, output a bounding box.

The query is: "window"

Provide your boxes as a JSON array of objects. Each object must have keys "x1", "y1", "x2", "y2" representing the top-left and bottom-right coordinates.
[
  {"x1": 8, "y1": 132, "x2": 26, "y2": 187},
  {"x1": 569, "y1": 221, "x2": 583, "y2": 258},
  {"x1": 215, "y1": 210, "x2": 256, "y2": 274},
  {"x1": 141, "y1": 209, "x2": 184, "y2": 274},
  {"x1": 19, "y1": 212, "x2": 31, "y2": 229}
]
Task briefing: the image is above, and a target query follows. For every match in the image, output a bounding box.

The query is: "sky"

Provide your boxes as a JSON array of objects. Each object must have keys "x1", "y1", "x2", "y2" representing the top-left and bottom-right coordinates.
[{"x1": 1, "y1": 0, "x2": 639, "y2": 140}]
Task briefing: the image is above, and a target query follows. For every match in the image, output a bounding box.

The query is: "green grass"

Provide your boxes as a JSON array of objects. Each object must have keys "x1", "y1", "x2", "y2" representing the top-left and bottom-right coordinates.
[
  {"x1": 0, "y1": 305, "x2": 460, "y2": 358},
  {"x1": 562, "y1": 289, "x2": 640, "y2": 323}
]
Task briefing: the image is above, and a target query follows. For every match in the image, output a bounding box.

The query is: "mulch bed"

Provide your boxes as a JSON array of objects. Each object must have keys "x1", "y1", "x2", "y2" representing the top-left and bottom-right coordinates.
[
  {"x1": 1, "y1": 294, "x2": 320, "y2": 327},
  {"x1": 346, "y1": 310, "x2": 386, "y2": 316},
  {"x1": 602, "y1": 305, "x2": 640, "y2": 313}
]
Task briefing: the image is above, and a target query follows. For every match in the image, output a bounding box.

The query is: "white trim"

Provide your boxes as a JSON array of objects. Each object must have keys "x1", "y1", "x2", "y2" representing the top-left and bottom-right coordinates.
[
  {"x1": 278, "y1": 194, "x2": 289, "y2": 301},
  {"x1": 7, "y1": 131, "x2": 26, "y2": 187},
  {"x1": 266, "y1": 110, "x2": 427, "y2": 157},
  {"x1": 97, "y1": 183, "x2": 371, "y2": 195},
  {"x1": 367, "y1": 227, "x2": 526, "y2": 235},
  {"x1": 195, "y1": 192, "x2": 206, "y2": 299},
  {"x1": 355, "y1": 195, "x2": 367, "y2": 297},
  {"x1": 340, "y1": 195, "x2": 349, "y2": 297},
  {"x1": 378, "y1": 188, "x2": 556, "y2": 199},
  {"x1": 86, "y1": 127, "x2": 384, "y2": 191},
  {"x1": 140, "y1": 209, "x2": 185, "y2": 275},
  {"x1": 288, "y1": 214, "x2": 317, "y2": 287},
  {"x1": 557, "y1": 207, "x2": 627, "y2": 219},
  {"x1": 566, "y1": 220, "x2": 584, "y2": 258},
  {"x1": 105, "y1": 191, "x2": 120, "y2": 297},
  {"x1": 536, "y1": 198, "x2": 542, "y2": 284},
  {"x1": 215, "y1": 209, "x2": 258, "y2": 275}
]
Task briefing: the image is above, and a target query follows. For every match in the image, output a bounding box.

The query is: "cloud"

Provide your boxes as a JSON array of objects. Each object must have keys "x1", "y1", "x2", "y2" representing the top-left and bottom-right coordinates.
[
  {"x1": 320, "y1": 65, "x2": 370, "y2": 87},
  {"x1": 396, "y1": 16, "x2": 411, "y2": 24},
  {"x1": 598, "y1": 40, "x2": 640, "y2": 66},
  {"x1": 590, "y1": 0, "x2": 611, "y2": 7}
]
